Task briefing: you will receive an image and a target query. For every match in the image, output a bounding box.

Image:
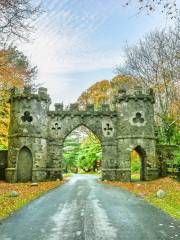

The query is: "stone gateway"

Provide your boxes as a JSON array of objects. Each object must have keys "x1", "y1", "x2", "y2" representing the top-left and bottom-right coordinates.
[{"x1": 6, "y1": 86, "x2": 159, "y2": 182}]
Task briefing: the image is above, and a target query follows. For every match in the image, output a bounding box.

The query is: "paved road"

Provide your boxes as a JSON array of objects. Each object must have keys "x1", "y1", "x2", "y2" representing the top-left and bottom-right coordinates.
[{"x1": 0, "y1": 174, "x2": 179, "y2": 240}]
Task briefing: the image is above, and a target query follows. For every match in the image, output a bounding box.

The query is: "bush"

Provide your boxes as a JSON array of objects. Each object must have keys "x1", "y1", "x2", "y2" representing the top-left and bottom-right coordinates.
[
  {"x1": 131, "y1": 157, "x2": 141, "y2": 173},
  {"x1": 0, "y1": 145, "x2": 8, "y2": 150}
]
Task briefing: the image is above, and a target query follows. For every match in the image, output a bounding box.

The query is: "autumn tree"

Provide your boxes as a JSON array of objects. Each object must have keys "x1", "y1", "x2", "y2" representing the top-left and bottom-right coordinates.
[
  {"x1": 117, "y1": 23, "x2": 180, "y2": 144},
  {"x1": 78, "y1": 80, "x2": 111, "y2": 110},
  {"x1": 0, "y1": 0, "x2": 41, "y2": 44},
  {"x1": 78, "y1": 75, "x2": 136, "y2": 110},
  {"x1": 0, "y1": 47, "x2": 37, "y2": 147}
]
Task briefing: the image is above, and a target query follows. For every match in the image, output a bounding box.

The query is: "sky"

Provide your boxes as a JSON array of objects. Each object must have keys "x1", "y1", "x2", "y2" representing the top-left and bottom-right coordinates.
[{"x1": 19, "y1": 0, "x2": 178, "y2": 106}]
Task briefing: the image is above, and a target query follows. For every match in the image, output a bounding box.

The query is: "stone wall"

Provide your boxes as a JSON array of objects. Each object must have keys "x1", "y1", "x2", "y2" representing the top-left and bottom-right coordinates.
[
  {"x1": 0, "y1": 150, "x2": 8, "y2": 180},
  {"x1": 157, "y1": 144, "x2": 180, "y2": 179}
]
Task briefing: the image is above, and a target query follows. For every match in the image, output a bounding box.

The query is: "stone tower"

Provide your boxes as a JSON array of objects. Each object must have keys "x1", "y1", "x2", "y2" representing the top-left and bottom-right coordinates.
[
  {"x1": 115, "y1": 86, "x2": 159, "y2": 181},
  {"x1": 6, "y1": 86, "x2": 51, "y2": 182}
]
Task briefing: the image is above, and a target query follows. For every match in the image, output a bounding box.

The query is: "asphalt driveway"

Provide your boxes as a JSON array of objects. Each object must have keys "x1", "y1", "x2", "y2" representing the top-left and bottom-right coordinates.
[{"x1": 0, "y1": 174, "x2": 179, "y2": 240}]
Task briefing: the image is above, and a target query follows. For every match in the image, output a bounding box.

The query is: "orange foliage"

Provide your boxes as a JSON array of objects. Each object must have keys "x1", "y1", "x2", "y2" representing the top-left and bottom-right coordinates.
[
  {"x1": 0, "y1": 48, "x2": 29, "y2": 147},
  {"x1": 78, "y1": 75, "x2": 136, "y2": 109},
  {"x1": 78, "y1": 80, "x2": 111, "y2": 109},
  {"x1": 0, "y1": 180, "x2": 64, "y2": 219},
  {"x1": 130, "y1": 149, "x2": 139, "y2": 159}
]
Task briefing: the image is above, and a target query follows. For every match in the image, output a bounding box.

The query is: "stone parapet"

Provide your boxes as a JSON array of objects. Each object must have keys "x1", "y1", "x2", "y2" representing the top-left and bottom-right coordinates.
[
  {"x1": 115, "y1": 86, "x2": 155, "y2": 104},
  {"x1": 9, "y1": 86, "x2": 51, "y2": 103}
]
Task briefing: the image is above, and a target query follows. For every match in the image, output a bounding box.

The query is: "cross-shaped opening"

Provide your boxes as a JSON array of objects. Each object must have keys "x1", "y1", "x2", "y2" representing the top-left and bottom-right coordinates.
[
  {"x1": 52, "y1": 122, "x2": 61, "y2": 134},
  {"x1": 104, "y1": 123, "x2": 113, "y2": 135}
]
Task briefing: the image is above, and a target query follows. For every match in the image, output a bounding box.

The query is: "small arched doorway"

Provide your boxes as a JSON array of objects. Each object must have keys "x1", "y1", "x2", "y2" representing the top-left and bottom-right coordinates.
[
  {"x1": 130, "y1": 146, "x2": 146, "y2": 181},
  {"x1": 17, "y1": 147, "x2": 33, "y2": 182}
]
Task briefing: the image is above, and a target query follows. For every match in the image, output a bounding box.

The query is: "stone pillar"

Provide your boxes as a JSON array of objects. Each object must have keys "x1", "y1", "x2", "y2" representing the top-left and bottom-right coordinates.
[
  {"x1": 47, "y1": 141, "x2": 63, "y2": 180},
  {"x1": 6, "y1": 87, "x2": 51, "y2": 182},
  {"x1": 101, "y1": 139, "x2": 118, "y2": 181},
  {"x1": 115, "y1": 87, "x2": 159, "y2": 181}
]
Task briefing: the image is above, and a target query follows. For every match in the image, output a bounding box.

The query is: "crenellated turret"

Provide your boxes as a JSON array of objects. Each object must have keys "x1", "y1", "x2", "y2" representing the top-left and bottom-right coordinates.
[
  {"x1": 115, "y1": 86, "x2": 158, "y2": 181},
  {"x1": 115, "y1": 86, "x2": 155, "y2": 139},
  {"x1": 9, "y1": 86, "x2": 51, "y2": 138},
  {"x1": 6, "y1": 86, "x2": 51, "y2": 183}
]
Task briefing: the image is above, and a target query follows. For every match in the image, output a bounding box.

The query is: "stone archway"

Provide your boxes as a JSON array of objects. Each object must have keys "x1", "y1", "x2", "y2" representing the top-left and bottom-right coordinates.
[
  {"x1": 62, "y1": 125, "x2": 102, "y2": 174},
  {"x1": 17, "y1": 147, "x2": 33, "y2": 182},
  {"x1": 131, "y1": 146, "x2": 146, "y2": 181}
]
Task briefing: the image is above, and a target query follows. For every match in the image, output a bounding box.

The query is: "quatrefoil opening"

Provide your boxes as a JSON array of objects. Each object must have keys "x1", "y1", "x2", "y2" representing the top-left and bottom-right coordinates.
[
  {"x1": 21, "y1": 111, "x2": 33, "y2": 122},
  {"x1": 133, "y1": 112, "x2": 144, "y2": 124}
]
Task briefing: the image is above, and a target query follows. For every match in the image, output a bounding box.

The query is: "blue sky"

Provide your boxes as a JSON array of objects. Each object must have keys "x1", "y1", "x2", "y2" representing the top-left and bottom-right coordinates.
[{"x1": 19, "y1": 0, "x2": 178, "y2": 106}]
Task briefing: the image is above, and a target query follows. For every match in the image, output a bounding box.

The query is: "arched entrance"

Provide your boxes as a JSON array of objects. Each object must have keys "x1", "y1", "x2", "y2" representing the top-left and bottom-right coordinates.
[
  {"x1": 17, "y1": 147, "x2": 33, "y2": 182},
  {"x1": 63, "y1": 126, "x2": 102, "y2": 175},
  {"x1": 130, "y1": 146, "x2": 146, "y2": 181}
]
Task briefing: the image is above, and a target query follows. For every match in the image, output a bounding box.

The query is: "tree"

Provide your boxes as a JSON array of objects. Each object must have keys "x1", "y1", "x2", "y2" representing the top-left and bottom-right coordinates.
[
  {"x1": 63, "y1": 131, "x2": 102, "y2": 173},
  {"x1": 124, "y1": 0, "x2": 178, "y2": 19},
  {"x1": 63, "y1": 135, "x2": 80, "y2": 173},
  {"x1": 77, "y1": 75, "x2": 136, "y2": 110},
  {"x1": 76, "y1": 134, "x2": 102, "y2": 172},
  {"x1": 0, "y1": 47, "x2": 37, "y2": 147},
  {"x1": 78, "y1": 80, "x2": 111, "y2": 110},
  {"x1": 117, "y1": 23, "x2": 180, "y2": 144},
  {"x1": 0, "y1": 0, "x2": 41, "y2": 44}
]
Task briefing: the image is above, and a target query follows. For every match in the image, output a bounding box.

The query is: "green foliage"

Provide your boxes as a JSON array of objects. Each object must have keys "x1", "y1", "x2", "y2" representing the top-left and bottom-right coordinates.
[
  {"x1": 166, "y1": 151, "x2": 180, "y2": 177},
  {"x1": 131, "y1": 157, "x2": 141, "y2": 174},
  {"x1": 63, "y1": 132, "x2": 102, "y2": 173},
  {"x1": 0, "y1": 144, "x2": 7, "y2": 150},
  {"x1": 174, "y1": 151, "x2": 180, "y2": 166},
  {"x1": 76, "y1": 136, "x2": 101, "y2": 172},
  {"x1": 156, "y1": 115, "x2": 180, "y2": 145},
  {"x1": 63, "y1": 136, "x2": 80, "y2": 172}
]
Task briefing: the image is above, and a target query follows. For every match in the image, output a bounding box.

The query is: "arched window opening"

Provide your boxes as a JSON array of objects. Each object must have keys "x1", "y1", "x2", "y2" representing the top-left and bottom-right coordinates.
[
  {"x1": 63, "y1": 126, "x2": 102, "y2": 175},
  {"x1": 130, "y1": 146, "x2": 146, "y2": 181}
]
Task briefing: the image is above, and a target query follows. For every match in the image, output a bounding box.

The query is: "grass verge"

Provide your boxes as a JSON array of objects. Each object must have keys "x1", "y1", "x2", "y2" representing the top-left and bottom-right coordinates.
[
  {"x1": 102, "y1": 177, "x2": 180, "y2": 219},
  {"x1": 78, "y1": 171, "x2": 101, "y2": 176},
  {"x1": 0, "y1": 180, "x2": 64, "y2": 220},
  {"x1": 63, "y1": 172, "x2": 73, "y2": 177}
]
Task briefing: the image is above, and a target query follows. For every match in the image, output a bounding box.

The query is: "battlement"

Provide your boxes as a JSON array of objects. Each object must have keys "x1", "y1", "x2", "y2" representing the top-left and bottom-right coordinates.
[
  {"x1": 9, "y1": 86, "x2": 51, "y2": 103},
  {"x1": 48, "y1": 102, "x2": 115, "y2": 117},
  {"x1": 115, "y1": 86, "x2": 155, "y2": 103}
]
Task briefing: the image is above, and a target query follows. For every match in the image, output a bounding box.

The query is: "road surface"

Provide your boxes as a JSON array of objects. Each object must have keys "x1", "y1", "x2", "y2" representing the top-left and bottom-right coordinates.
[{"x1": 0, "y1": 174, "x2": 179, "y2": 240}]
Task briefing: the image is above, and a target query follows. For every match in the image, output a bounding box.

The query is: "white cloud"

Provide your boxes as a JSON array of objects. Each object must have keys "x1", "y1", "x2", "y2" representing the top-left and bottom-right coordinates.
[
  {"x1": 19, "y1": 0, "x2": 123, "y2": 78},
  {"x1": 17, "y1": 0, "x2": 172, "y2": 104}
]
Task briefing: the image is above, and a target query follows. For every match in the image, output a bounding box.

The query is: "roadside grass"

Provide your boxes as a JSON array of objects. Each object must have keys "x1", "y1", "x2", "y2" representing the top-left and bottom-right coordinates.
[
  {"x1": 0, "y1": 180, "x2": 64, "y2": 220},
  {"x1": 78, "y1": 171, "x2": 101, "y2": 176},
  {"x1": 63, "y1": 172, "x2": 73, "y2": 177},
  {"x1": 102, "y1": 177, "x2": 180, "y2": 219},
  {"x1": 131, "y1": 173, "x2": 140, "y2": 181}
]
